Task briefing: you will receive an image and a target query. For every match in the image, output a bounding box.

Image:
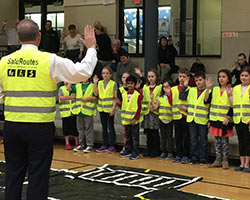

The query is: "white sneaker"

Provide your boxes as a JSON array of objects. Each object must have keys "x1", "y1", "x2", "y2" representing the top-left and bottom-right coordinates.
[
  {"x1": 73, "y1": 145, "x2": 85, "y2": 152},
  {"x1": 83, "y1": 147, "x2": 93, "y2": 153}
]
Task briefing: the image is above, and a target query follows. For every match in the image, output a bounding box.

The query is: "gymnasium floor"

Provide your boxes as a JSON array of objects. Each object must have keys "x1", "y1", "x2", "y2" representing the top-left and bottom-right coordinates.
[{"x1": 0, "y1": 143, "x2": 250, "y2": 199}]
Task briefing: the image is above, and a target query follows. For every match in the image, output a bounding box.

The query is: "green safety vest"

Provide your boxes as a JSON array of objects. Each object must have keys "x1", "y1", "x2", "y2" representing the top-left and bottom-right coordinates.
[
  {"x1": 158, "y1": 96, "x2": 172, "y2": 121},
  {"x1": 186, "y1": 87, "x2": 210, "y2": 125},
  {"x1": 172, "y1": 86, "x2": 189, "y2": 120},
  {"x1": 142, "y1": 84, "x2": 162, "y2": 115},
  {"x1": 0, "y1": 48, "x2": 57, "y2": 122},
  {"x1": 209, "y1": 86, "x2": 231, "y2": 122},
  {"x1": 58, "y1": 86, "x2": 72, "y2": 118},
  {"x1": 121, "y1": 90, "x2": 143, "y2": 125},
  {"x1": 97, "y1": 80, "x2": 115, "y2": 113},
  {"x1": 233, "y1": 84, "x2": 250, "y2": 124}
]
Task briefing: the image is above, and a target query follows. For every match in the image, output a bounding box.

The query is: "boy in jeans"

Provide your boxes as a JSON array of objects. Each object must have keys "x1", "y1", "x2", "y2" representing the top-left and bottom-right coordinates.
[
  {"x1": 116, "y1": 75, "x2": 143, "y2": 160},
  {"x1": 179, "y1": 71, "x2": 210, "y2": 165}
]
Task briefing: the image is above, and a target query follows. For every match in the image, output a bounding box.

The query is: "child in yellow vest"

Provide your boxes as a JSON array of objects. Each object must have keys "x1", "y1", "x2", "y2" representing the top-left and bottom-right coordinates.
[
  {"x1": 171, "y1": 68, "x2": 190, "y2": 163},
  {"x1": 233, "y1": 67, "x2": 250, "y2": 172},
  {"x1": 94, "y1": 66, "x2": 117, "y2": 153},
  {"x1": 151, "y1": 79, "x2": 174, "y2": 160},
  {"x1": 72, "y1": 79, "x2": 97, "y2": 153},
  {"x1": 205, "y1": 69, "x2": 233, "y2": 169},
  {"x1": 142, "y1": 69, "x2": 162, "y2": 157},
  {"x1": 58, "y1": 82, "x2": 79, "y2": 150},
  {"x1": 179, "y1": 72, "x2": 210, "y2": 165}
]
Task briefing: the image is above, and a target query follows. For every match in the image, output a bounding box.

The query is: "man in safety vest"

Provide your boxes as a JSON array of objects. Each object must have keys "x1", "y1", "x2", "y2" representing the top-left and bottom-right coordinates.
[{"x1": 0, "y1": 19, "x2": 97, "y2": 200}]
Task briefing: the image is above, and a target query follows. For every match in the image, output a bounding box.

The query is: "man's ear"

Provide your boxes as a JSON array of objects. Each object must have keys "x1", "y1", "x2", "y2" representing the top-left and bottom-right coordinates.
[{"x1": 36, "y1": 31, "x2": 41, "y2": 46}]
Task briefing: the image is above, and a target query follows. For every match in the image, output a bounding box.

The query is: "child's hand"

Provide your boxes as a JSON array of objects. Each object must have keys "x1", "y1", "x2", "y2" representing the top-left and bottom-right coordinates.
[
  {"x1": 134, "y1": 67, "x2": 142, "y2": 77},
  {"x1": 223, "y1": 118, "x2": 229, "y2": 126},
  {"x1": 82, "y1": 97, "x2": 87, "y2": 102},
  {"x1": 207, "y1": 122, "x2": 210, "y2": 128},
  {"x1": 93, "y1": 75, "x2": 99, "y2": 84},
  {"x1": 136, "y1": 81, "x2": 140, "y2": 89},
  {"x1": 206, "y1": 77, "x2": 214, "y2": 89},
  {"x1": 150, "y1": 107, "x2": 154, "y2": 112},
  {"x1": 109, "y1": 109, "x2": 115, "y2": 116},
  {"x1": 226, "y1": 84, "x2": 232, "y2": 96},
  {"x1": 178, "y1": 105, "x2": 187, "y2": 112},
  {"x1": 150, "y1": 93, "x2": 154, "y2": 100},
  {"x1": 166, "y1": 88, "x2": 171, "y2": 96},
  {"x1": 131, "y1": 119, "x2": 136, "y2": 125}
]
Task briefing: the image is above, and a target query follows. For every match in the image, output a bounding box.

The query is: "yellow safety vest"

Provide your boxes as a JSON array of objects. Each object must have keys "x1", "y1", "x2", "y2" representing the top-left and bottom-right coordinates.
[
  {"x1": 121, "y1": 90, "x2": 143, "y2": 125},
  {"x1": 71, "y1": 84, "x2": 82, "y2": 115},
  {"x1": 97, "y1": 80, "x2": 115, "y2": 113},
  {"x1": 209, "y1": 86, "x2": 231, "y2": 122},
  {"x1": 142, "y1": 84, "x2": 162, "y2": 115},
  {"x1": 74, "y1": 83, "x2": 96, "y2": 116},
  {"x1": 0, "y1": 48, "x2": 57, "y2": 122},
  {"x1": 171, "y1": 86, "x2": 189, "y2": 120},
  {"x1": 233, "y1": 84, "x2": 250, "y2": 124},
  {"x1": 158, "y1": 96, "x2": 172, "y2": 121},
  {"x1": 186, "y1": 87, "x2": 210, "y2": 125},
  {"x1": 119, "y1": 86, "x2": 126, "y2": 94},
  {"x1": 58, "y1": 86, "x2": 72, "y2": 118}
]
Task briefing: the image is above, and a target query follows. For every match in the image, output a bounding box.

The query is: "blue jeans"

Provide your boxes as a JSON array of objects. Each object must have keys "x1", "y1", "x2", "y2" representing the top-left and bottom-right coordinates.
[
  {"x1": 99, "y1": 112, "x2": 116, "y2": 147},
  {"x1": 189, "y1": 121, "x2": 208, "y2": 161}
]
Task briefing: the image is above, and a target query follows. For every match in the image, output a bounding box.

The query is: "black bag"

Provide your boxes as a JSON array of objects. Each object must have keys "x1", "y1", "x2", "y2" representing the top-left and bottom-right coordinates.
[{"x1": 190, "y1": 58, "x2": 205, "y2": 74}]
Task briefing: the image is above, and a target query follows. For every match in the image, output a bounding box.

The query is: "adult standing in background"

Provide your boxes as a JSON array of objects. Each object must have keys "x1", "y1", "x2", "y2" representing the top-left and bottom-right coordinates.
[
  {"x1": 61, "y1": 24, "x2": 85, "y2": 63},
  {"x1": 39, "y1": 20, "x2": 60, "y2": 53},
  {"x1": 0, "y1": 19, "x2": 21, "y2": 50},
  {"x1": 0, "y1": 19, "x2": 97, "y2": 200},
  {"x1": 158, "y1": 36, "x2": 178, "y2": 82}
]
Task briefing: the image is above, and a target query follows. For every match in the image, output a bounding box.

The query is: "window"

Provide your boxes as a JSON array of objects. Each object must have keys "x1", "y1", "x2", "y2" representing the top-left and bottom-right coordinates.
[{"x1": 120, "y1": 0, "x2": 222, "y2": 57}]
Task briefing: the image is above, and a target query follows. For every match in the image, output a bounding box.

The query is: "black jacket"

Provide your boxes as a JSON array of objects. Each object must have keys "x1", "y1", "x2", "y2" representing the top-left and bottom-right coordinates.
[
  {"x1": 39, "y1": 29, "x2": 60, "y2": 53},
  {"x1": 158, "y1": 44, "x2": 178, "y2": 68}
]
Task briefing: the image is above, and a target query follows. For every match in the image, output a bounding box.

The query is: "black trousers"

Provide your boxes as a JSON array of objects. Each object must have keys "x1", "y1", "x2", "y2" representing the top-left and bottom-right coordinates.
[
  {"x1": 144, "y1": 128, "x2": 160, "y2": 156},
  {"x1": 235, "y1": 122, "x2": 250, "y2": 156},
  {"x1": 124, "y1": 124, "x2": 139, "y2": 154},
  {"x1": 159, "y1": 121, "x2": 173, "y2": 153},
  {"x1": 174, "y1": 118, "x2": 190, "y2": 157},
  {"x1": 3, "y1": 121, "x2": 55, "y2": 200}
]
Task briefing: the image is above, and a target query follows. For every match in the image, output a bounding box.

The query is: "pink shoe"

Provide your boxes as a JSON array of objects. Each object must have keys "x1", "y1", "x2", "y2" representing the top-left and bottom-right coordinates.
[{"x1": 65, "y1": 144, "x2": 72, "y2": 150}]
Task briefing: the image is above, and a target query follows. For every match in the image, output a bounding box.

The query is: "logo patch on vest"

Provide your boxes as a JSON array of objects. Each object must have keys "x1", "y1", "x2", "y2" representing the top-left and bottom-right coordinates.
[{"x1": 7, "y1": 69, "x2": 36, "y2": 78}]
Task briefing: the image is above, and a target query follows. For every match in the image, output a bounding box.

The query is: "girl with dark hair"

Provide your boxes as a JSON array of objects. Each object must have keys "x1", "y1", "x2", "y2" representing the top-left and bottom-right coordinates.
[
  {"x1": 233, "y1": 66, "x2": 250, "y2": 172},
  {"x1": 205, "y1": 69, "x2": 233, "y2": 170}
]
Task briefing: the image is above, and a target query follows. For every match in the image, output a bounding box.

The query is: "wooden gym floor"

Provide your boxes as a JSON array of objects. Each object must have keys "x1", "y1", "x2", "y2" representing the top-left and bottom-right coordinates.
[{"x1": 0, "y1": 143, "x2": 250, "y2": 200}]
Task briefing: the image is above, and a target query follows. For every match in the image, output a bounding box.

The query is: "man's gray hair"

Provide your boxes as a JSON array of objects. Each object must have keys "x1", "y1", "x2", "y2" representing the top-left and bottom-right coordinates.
[{"x1": 17, "y1": 19, "x2": 39, "y2": 42}]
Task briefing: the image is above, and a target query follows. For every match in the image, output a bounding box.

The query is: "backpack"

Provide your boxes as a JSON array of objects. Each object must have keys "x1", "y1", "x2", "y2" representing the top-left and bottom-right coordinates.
[{"x1": 190, "y1": 58, "x2": 205, "y2": 74}]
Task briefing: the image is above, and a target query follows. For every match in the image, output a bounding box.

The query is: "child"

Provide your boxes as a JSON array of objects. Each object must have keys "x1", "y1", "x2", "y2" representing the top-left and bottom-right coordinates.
[
  {"x1": 151, "y1": 79, "x2": 174, "y2": 160},
  {"x1": 134, "y1": 66, "x2": 146, "y2": 89},
  {"x1": 94, "y1": 66, "x2": 117, "y2": 153},
  {"x1": 117, "y1": 75, "x2": 143, "y2": 159},
  {"x1": 205, "y1": 69, "x2": 233, "y2": 170},
  {"x1": 142, "y1": 69, "x2": 162, "y2": 157},
  {"x1": 117, "y1": 72, "x2": 130, "y2": 153},
  {"x1": 179, "y1": 71, "x2": 210, "y2": 165},
  {"x1": 58, "y1": 82, "x2": 79, "y2": 150},
  {"x1": 171, "y1": 68, "x2": 190, "y2": 163},
  {"x1": 72, "y1": 79, "x2": 97, "y2": 153},
  {"x1": 233, "y1": 67, "x2": 250, "y2": 172}
]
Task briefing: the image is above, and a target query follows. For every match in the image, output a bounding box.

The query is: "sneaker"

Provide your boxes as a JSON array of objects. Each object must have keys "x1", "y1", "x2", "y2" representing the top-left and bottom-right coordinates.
[
  {"x1": 160, "y1": 152, "x2": 166, "y2": 159},
  {"x1": 107, "y1": 147, "x2": 116, "y2": 153},
  {"x1": 65, "y1": 144, "x2": 72, "y2": 150},
  {"x1": 129, "y1": 153, "x2": 139, "y2": 160},
  {"x1": 242, "y1": 168, "x2": 250, "y2": 173},
  {"x1": 234, "y1": 166, "x2": 244, "y2": 172},
  {"x1": 83, "y1": 147, "x2": 93, "y2": 153},
  {"x1": 120, "y1": 151, "x2": 131, "y2": 158},
  {"x1": 200, "y1": 160, "x2": 207, "y2": 166},
  {"x1": 181, "y1": 156, "x2": 189, "y2": 164},
  {"x1": 96, "y1": 146, "x2": 108, "y2": 153},
  {"x1": 190, "y1": 160, "x2": 199, "y2": 165},
  {"x1": 73, "y1": 145, "x2": 85, "y2": 152},
  {"x1": 73, "y1": 144, "x2": 79, "y2": 149},
  {"x1": 166, "y1": 153, "x2": 174, "y2": 160},
  {"x1": 173, "y1": 156, "x2": 181, "y2": 163}
]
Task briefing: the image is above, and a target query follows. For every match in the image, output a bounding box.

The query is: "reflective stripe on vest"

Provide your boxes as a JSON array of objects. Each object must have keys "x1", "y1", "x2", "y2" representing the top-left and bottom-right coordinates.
[
  {"x1": 209, "y1": 86, "x2": 231, "y2": 122},
  {"x1": 186, "y1": 87, "x2": 209, "y2": 125},
  {"x1": 0, "y1": 49, "x2": 57, "y2": 122},
  {"x1": 58, "y1": 86, "x2": 72, "y2": 118},
  {"x1": 158, "y1": 96, "x2": 172, "y2": 121},
  {"x1": 142, "y1": 84, "x2": 162, "y2": 115},
  {"x1": 121, "y1": 90, "x2": 143, "y2": 125},
  {"x1": 97, "y1": 80, "x2": 115, "y2": 113},
  {"x1": 171, "y1": 86, "x2": 189, "y2": 120},
  {"x1": 233, "y1": 84, "x2": 250, "y2": 124}
]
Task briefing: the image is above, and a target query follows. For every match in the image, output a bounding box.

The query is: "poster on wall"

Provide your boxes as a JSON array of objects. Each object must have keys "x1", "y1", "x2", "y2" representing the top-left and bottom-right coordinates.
[
  {"x1": 158, "y1": 6, "x2": 171, "y2": 39},
  {"x1": 173, "y1": 19, "x2": 193, "y2": 36}
]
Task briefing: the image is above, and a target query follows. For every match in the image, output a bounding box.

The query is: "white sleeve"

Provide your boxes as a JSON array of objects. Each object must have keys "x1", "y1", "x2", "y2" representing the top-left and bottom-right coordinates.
[
  {"x1": 0, "y1": 78, "x2": 4, "y2": 104},
  {"x1": 50, "y1": 48, "x2": 97, "y2": 83}
]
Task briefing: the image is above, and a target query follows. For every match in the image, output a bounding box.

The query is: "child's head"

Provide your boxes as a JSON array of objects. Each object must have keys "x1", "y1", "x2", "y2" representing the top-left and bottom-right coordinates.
[
  {"x1": 240, "y1": 66, "x2": 250, "y2": 86},
  {"x1": 194, "y1": 71, "x2": 206, "y2": 89},
  {"x1": 126, "y1": 75, "x2": 137, "y2": 91},
  {"x1": 178, "y1": 68, "x2": 190, "y2": 85},
  {"x1": 101, "y1": 66, "x2": 112, "y2": 81},
  {"x1": 217, "y1": 69, "x2": 231, "y2": 87},
  {"x1": 121, "y1": 72, "x2": 130, "y2": 86},
  {"x1": 147, "y1": 68, "x2": 159, "y2": 85},
  {"x1": 161, "y1": 79, "x2": 173, "y2": 96}
]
